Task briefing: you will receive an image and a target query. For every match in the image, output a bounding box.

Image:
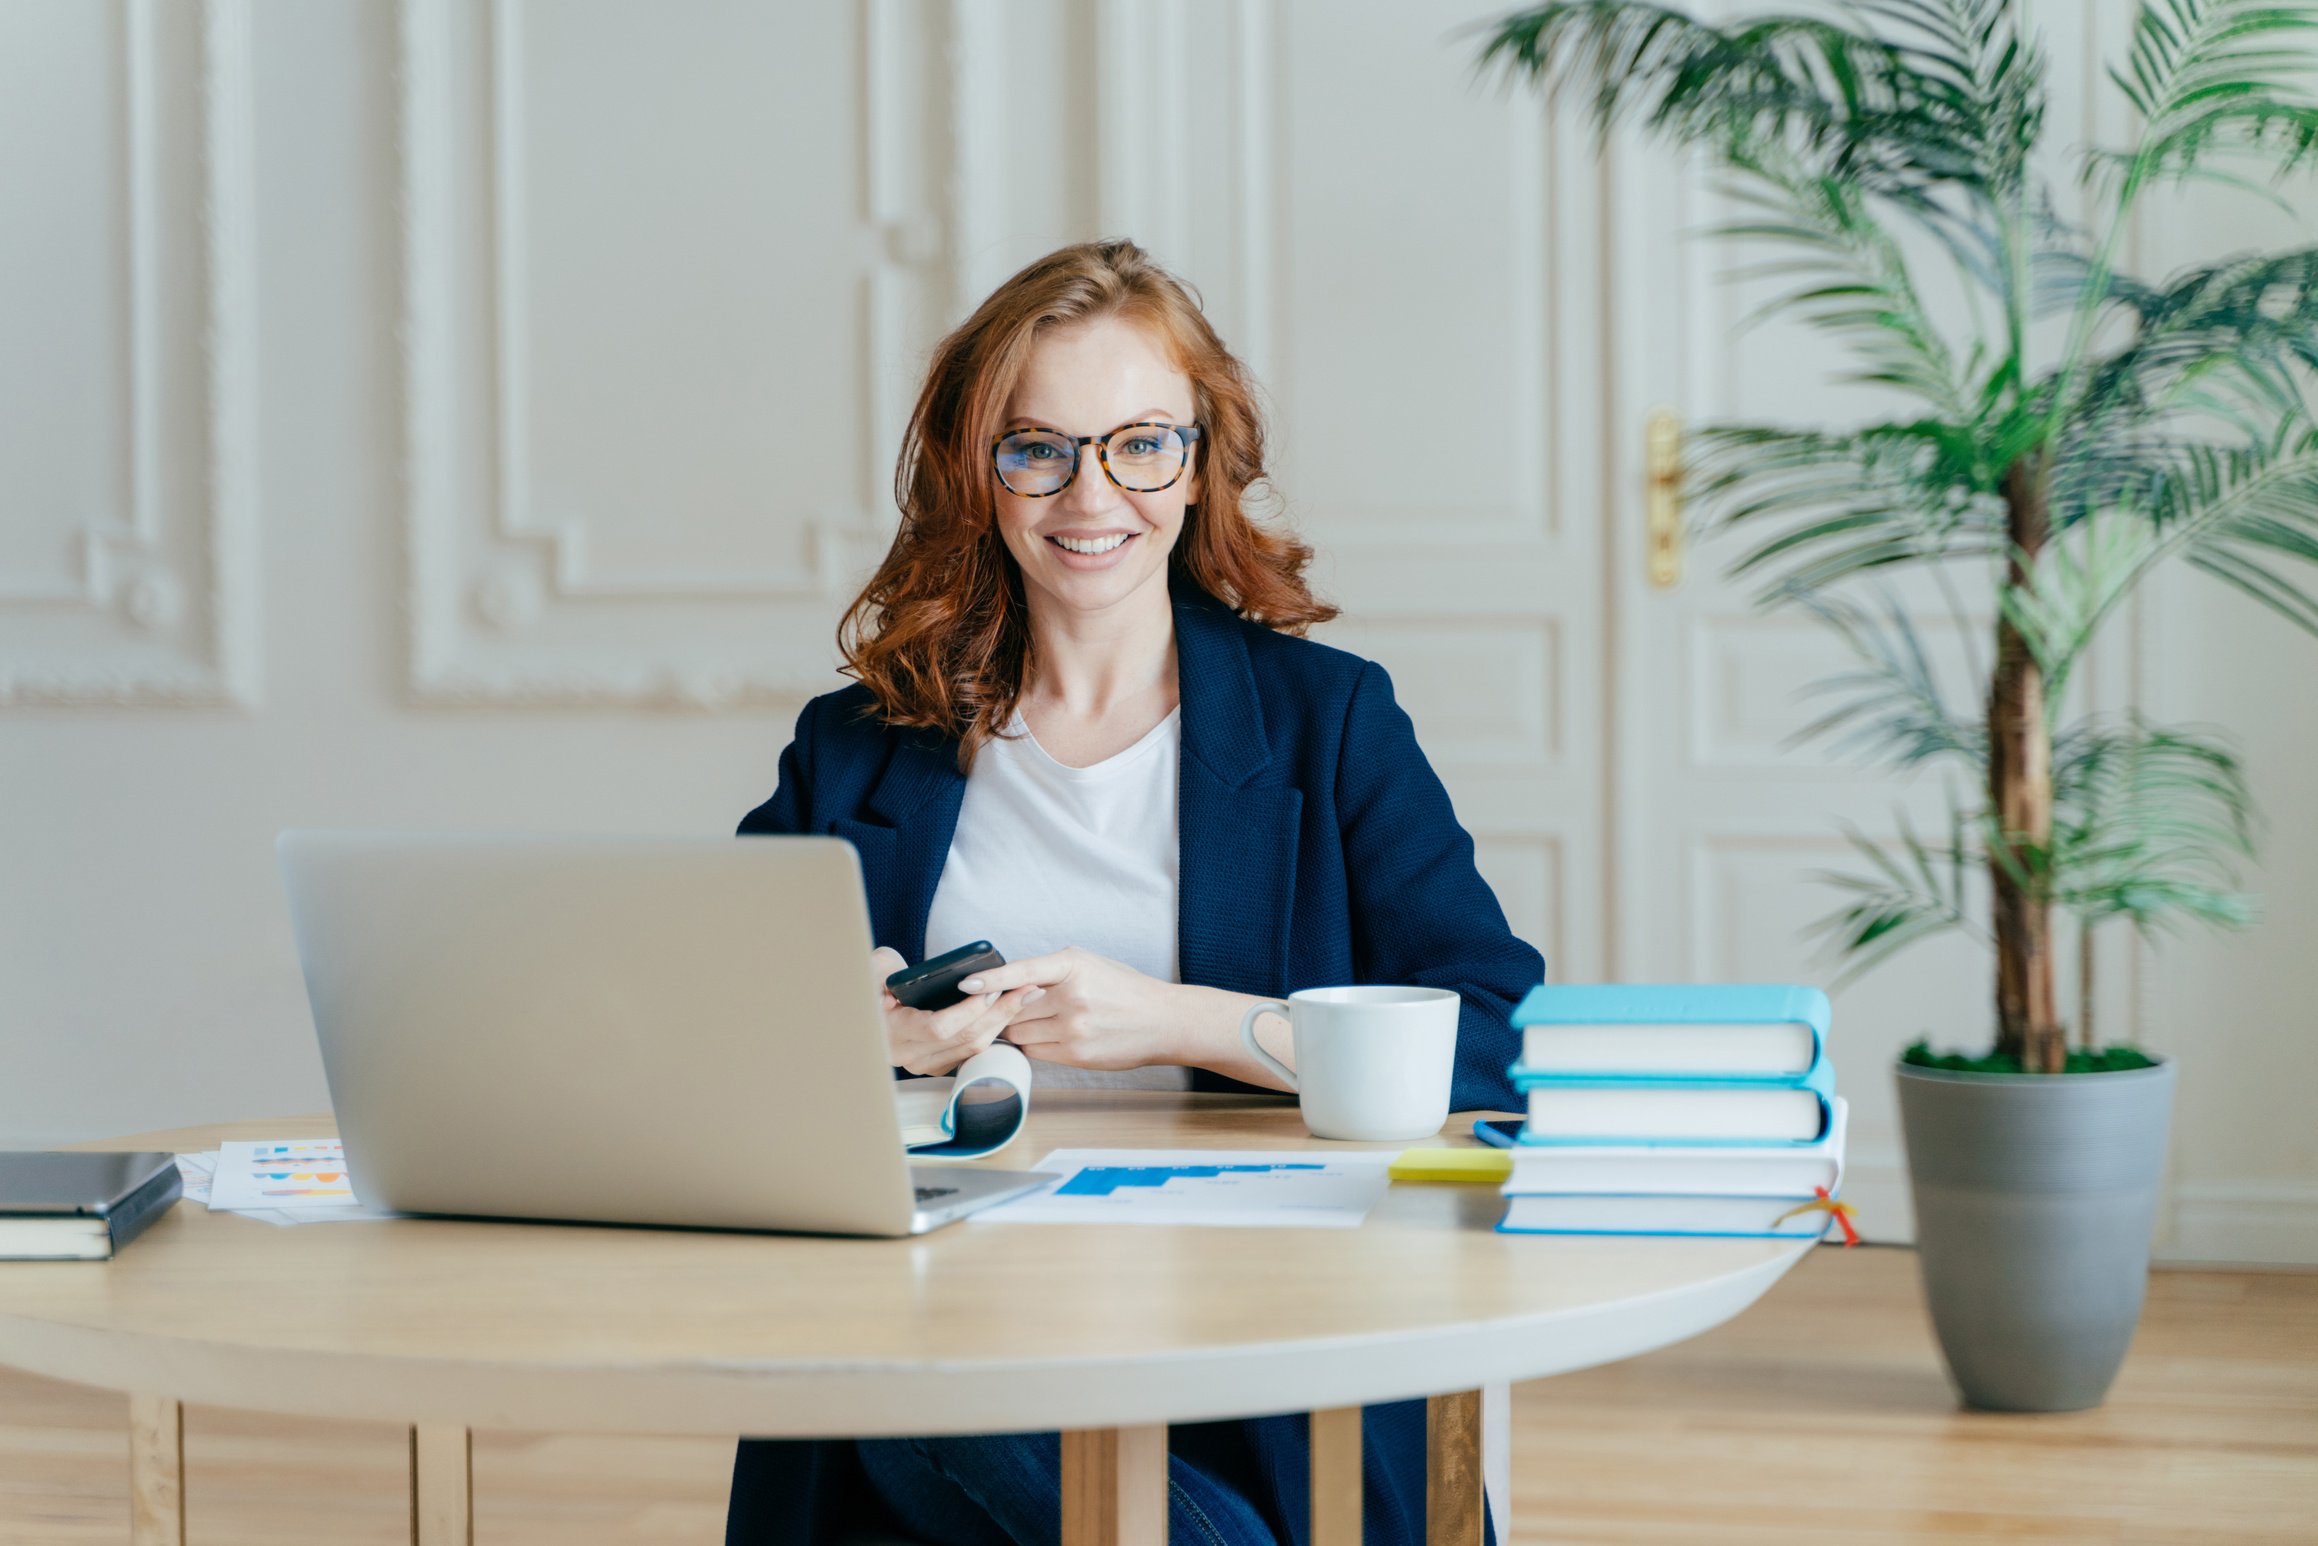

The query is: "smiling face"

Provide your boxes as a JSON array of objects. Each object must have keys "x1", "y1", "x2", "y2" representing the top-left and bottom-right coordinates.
[{"x1": 992, "y1": 314, "x2": 1200, "y2": 624}]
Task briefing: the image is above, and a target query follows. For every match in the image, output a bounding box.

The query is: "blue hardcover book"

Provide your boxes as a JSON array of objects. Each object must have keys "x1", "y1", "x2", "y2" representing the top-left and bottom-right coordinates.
[
  {"x1": 1501, "y1": 1100, "x2": 1849, "y2": 1197},
  {"x1": 1509, "y1": 983, "x2": 1830, "y2": 1083},
  {"x1": 1511, "y1": 1058, "x2": 1837, "y2": 1147},
  {"x1": 1496, "y1": 1192, "x2": 1835, "y2": 1238}
]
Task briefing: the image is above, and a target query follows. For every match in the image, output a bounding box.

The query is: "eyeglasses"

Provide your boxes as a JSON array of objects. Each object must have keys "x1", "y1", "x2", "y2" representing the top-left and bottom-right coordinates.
[{"x1": 991, "y1": 420, "x2": 1203, "y2": 498}]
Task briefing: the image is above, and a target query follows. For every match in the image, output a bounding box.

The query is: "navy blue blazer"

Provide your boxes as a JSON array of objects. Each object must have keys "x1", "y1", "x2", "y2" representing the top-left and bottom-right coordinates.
[
  {"x1": 738, "y1": 582, "x2": 1542, "y2": 1113},
  {"x1": 730, "y1": 581, "x2": 1531, "y2": 1541}
]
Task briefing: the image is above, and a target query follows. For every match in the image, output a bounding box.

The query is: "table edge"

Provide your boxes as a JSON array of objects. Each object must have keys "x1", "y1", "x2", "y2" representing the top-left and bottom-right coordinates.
[{"x1": 0, "y1": 1241, "x2": 1811, "y2": 1434}]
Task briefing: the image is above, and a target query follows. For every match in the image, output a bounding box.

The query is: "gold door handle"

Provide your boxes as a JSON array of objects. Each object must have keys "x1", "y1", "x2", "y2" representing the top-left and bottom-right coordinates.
[{"x1": 1646, "y1": 409, "x2": 1683, "y2": 589}]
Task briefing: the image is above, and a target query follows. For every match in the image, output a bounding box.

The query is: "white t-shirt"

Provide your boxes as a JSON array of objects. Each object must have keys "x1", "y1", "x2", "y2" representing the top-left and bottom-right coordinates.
[{"x1": 922, "y1": 709, "x2": 1192, "y2": 1091}]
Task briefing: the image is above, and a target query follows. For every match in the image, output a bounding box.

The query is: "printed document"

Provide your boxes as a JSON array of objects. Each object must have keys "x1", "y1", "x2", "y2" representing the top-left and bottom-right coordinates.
[
  {"x1": 203, "y1": 1140, "x2": 400, "y2": 1224},
  {"x1": 973, "y1": 1148, "x2": 1394, "y2": 1228}
]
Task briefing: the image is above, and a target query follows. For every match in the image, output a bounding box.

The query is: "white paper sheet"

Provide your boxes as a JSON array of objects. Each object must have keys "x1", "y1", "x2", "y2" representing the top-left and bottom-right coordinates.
[
  {"x1": 972, "y1": 1148, "x2": 1395, "y2": 1228},
  {"x1": 173, "y1": 1151, "x2": 216, "y2": 1205},
  {"x1": 229, "y1": 1202, "x2": 406, "y2": 1226}
]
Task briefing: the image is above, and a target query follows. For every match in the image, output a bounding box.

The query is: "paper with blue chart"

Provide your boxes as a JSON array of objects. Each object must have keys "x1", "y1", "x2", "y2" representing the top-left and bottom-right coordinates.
[{"x1": 974, "y1": 1149, "x2": 1396, "y2": 1227}]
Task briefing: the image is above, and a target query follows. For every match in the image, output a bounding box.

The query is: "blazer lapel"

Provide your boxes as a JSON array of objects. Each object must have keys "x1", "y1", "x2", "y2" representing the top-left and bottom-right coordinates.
[
  {"x1": 1174, "y1": 588, "x2": 1301, "y2": 998},
  {"x1": 836, "y1": 729, "x2": 966, "y2": 962}
]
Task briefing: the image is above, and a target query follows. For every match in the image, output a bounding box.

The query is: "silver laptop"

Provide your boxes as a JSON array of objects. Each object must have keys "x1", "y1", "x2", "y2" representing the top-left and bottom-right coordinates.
[{"x1": 275, "y1": 832, "x2": 1050, "y2": 1236}]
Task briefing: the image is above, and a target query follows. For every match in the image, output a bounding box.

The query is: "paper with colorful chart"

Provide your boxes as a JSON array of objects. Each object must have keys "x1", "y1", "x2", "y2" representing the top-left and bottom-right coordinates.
[
  {"x1": 208, "y1": 1140, "x2": 364, "y2": 1213},
  {"x1": 972, "y1": 1148, "x2": 1396, "y2": 1228}
]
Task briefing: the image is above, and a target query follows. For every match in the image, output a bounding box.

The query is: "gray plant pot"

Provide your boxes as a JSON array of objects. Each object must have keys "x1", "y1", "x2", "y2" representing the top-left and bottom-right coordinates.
[{"x1": 1893, "y1": 1056, "x2": 2175, "y2": 1412}]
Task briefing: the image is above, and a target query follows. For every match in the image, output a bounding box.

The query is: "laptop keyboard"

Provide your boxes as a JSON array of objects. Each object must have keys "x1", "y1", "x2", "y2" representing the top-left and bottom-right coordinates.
[{"x1": 914, "y1": 1185, "x2": 959, "y2": 1203}]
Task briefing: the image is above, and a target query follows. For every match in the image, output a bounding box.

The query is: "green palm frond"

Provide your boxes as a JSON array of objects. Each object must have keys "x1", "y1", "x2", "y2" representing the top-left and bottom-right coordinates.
[
  {"x1": 2049, "y1": 1, "x2": 2318, "y2": 439},
  {"x1": 1805, "y1": 716, "x2": 2255, "y2": 971},
  {"x1": 1783, "y1": 588, "x2": 1984, "y2": 770},
  {"x1": 2097, "y1": 0, "x2": 2318, "y2": 192},
  {"x1": 2050, "y1": 719, "x2": 2258, "y2": 931},
  {"x1": 2162, "y1": 417, "x2": 2318, "y2": 632},
  {"x1": 2072, "y1": 248, "x2": 2318, "y2": 430},
  {"x1": 2004, "y1": 413, "x2": 2318, "y2": 701},
  {"x1": 1996, "y1": 510, "x2": 2162, "y2": 704},
  {"x1": 1847, "y1": 0, "x2": 2043, "y2": 196},
  {"x1": 1689, "y1": 422, "x2": 2003, "y2": 593},
  {"x1": 1473, "y1": 1, "x2": 2019, "y2": 198},
  {"x1": 1807, "y1": 808, "x2": 1987, "y2": 982},
  {"x1": 1477, "y1": 3, "x2": 2097, "y2": 440},
  {"x1": 2029, "y1": 209, "x2": 2123, "y2": 319},
  {"x1": 1712, "y1": 145, "x2": 1973, "y2": 415}
]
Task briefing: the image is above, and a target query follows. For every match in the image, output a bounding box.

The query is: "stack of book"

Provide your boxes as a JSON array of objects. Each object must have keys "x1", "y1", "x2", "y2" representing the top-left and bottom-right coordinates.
[{"x1": 1497, "y1": 984, "x2": 1847, "y2": 1238}]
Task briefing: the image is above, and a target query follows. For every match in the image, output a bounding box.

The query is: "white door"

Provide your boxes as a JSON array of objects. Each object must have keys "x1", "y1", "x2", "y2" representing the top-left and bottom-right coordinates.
[{"x1": 1252, "y1": 0, "x2": 1614, "y2": 1000}]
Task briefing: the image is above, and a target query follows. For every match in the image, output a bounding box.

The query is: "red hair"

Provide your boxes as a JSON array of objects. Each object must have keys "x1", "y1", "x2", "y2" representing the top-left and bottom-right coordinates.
[{"x1": 838, "y1": 239, "x2": 1335, "y2": 764}]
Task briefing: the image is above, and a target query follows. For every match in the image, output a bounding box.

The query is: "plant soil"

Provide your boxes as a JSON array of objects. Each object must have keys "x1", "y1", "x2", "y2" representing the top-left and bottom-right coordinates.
[{"x1": 1902, "y1": 1039, "x2": 2159, "y2": 1076}]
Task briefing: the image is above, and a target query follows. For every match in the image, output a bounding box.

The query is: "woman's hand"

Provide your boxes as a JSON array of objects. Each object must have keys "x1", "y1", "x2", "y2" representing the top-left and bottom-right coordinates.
[
  {"x1": 957, "y1": 947, "x2": 1191, "y2": 1072},
  {"x1": 870, "y1": 946, "x2": 1044, "y2": 1077},
  {"x1": 926, "y1": 947, "x2": 1298, "y2": 1090}
]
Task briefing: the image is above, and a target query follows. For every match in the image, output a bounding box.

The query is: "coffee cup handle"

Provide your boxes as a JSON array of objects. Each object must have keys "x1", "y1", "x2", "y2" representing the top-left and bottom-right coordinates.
[{"x1": 1238, "y1": 1000, "x2": 1297, "y2": 1091}]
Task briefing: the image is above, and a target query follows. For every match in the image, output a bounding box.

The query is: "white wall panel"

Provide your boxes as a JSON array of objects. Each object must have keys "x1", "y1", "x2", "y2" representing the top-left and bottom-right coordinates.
[
  {"x1": 1474, "y1": 834, "x2": 1565, "y2": 987},
  {"x1": 1235, "y1": 0, "x2": 1604, "y2": 984},
  {"x1": 1266, "y1": 4, "x2": 1552, "y2": 544},
  {"x1": 0, "y1": 0, "x2": 256, "y2": 706},
  {"x1": 399, "y1": 0, "x2": 948, "y2": 707},
  {"x1": 1321, "y1": 615, "x2": 1559, "y2": 767}
]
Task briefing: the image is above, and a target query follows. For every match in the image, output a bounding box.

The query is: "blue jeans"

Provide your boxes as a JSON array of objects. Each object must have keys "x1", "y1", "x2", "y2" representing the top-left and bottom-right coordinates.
[
  {"x1": 725, "y1": 1432, "x2": 1277, "y2": 1545},
  {"x1": 728, "y1": 1402, "x2": 1468, "y2": 1545}
]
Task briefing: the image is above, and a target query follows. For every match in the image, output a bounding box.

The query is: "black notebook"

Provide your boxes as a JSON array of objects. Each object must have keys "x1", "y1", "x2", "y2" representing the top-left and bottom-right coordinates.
[{"x1": 0, "y1": 1152, "x2": 183, "y2": 1261}]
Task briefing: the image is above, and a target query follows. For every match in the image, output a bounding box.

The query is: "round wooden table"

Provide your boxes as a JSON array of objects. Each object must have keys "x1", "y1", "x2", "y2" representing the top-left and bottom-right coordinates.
[{"x1": 3, "y1": 1093, "x2": 1811, "y2": 1545}]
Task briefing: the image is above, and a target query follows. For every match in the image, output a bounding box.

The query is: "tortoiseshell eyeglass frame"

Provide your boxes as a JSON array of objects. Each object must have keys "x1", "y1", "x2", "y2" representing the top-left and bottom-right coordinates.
[{"x1": 990, "y1": 421, "x2": 1204, "y2": 498}]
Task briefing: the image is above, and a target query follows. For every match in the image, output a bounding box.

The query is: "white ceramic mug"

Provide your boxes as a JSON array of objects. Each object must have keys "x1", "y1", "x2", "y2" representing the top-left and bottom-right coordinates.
[{"x1": 1237, "y1": 985, "x2": 1460, "y2": 1141}]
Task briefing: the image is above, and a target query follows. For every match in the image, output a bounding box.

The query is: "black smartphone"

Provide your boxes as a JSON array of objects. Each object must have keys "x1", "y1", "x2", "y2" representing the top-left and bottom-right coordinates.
[{"x1": 885, "y1": 940, "x2": 1006, "y2": 1012}]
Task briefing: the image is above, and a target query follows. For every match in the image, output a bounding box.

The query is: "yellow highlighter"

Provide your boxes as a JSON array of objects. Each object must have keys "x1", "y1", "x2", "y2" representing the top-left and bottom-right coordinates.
[{"x1": 1388, "y1": 1147, "x2": 1514, "y2": 1184}]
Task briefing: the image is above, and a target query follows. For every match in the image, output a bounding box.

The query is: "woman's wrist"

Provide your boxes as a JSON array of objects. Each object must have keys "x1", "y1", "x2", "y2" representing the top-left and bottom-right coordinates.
[{"x1": 1165, "y1": 983, "x2": 1295, "y2": 1091}]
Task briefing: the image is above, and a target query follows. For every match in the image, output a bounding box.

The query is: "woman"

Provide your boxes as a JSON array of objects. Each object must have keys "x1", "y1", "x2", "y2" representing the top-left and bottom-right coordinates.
[{"x1": 729, "y1": 240, "x2": 1540, "y2": 1545}]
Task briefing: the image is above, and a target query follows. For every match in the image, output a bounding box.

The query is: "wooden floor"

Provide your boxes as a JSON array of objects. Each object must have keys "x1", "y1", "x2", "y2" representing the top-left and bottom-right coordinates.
[
  {"x1": 1514, "y1": 1248, "x2": 2318, "y2": 1544},
  {"x1": 1, "y1": 1247, "x2": 2310, "y2": 1544}
]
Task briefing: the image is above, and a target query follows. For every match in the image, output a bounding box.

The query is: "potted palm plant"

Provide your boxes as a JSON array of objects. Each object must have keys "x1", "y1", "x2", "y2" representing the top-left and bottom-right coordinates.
[{"x1": 1478, "y1": 0, "x2": 2318, "y2": 1410}]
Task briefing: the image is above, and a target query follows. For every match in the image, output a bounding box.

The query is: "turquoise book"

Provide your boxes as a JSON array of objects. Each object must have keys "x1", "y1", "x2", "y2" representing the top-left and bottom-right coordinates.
[
  {"x1": 1509, "y1": 1056, "x2": 1837, "y2": 1146},
  {"x1": 1509, "y1": 983, "x2": 1830, "y2": 1083}
]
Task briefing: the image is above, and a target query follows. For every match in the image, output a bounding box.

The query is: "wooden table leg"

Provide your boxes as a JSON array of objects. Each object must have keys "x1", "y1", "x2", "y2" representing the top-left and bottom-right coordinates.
[
  {"x1": 410, "y1": 1425, "x2": 473, "y2": 1546},
  {"x1": 1426, "y1": 1390, "x2": 1484, "y2": 1546},
  {"x1": 127, "y1": 1395, "x2": 185, "y2": 1546},
  {"x1": 1309, "y1": 1405, "x2": 1363, "y2": 1545},
  {"x1": 1060, "y1": 1425, "x2": 1165, "y2": 1546}
]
